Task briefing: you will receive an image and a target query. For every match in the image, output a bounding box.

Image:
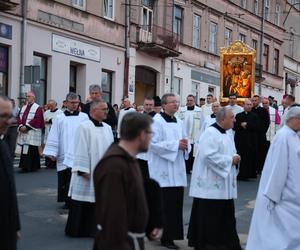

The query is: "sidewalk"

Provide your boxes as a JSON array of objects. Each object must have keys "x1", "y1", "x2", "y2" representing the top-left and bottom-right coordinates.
[{"x1": 146, "y1": 239, "x2": 192, "y2": 250}]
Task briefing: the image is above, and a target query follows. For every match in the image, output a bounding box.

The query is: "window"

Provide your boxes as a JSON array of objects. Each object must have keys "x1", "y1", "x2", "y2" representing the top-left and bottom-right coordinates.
[
  {"x1": 275, "y1": 4, "x2": 280, "y2": 26},
  {"x1": 104, "y1": 0, "x2": 114, "y2": 19},
  {"x1": 192, "y1": 14, "x2": 201, "y2": 49},
  {"x1": 208, "y1": 22, "x2": 218, "y2": 54},
  {"x1": 252, "y1": 39, "x2": 258, "y2": 58},
  {"x1": 69, "y1": 65, "x2": 77, "y2": 93},
  {"x1": 253, "y1": 0, "x2": 258, "y2": 14},
  {"x1": 240, "y1": 0, "x2": 246, "y2": 8},
  {"x1": 173, "y1": 5, "x2": 183, "y2": 39},
  {"x1": 32, "y1": 54, "x2": 47, "y2": 105},
  {"x1": 142, "y1": 1, "x2": 153, "y2": 32},
  {"x1": 264, "y1": 0, "x2": 270, "y2": 21},
  {"x1": 273, "y1": 49, "x2": 279, "y2": 75},
  {"x1": 0, "y1": 46, "x2": 8, "y2": 96},
  {"x1": 263, "y1": 44, "x2": 269, "y2": 71},
  {"x1": 225, "y1": 28, "x2": 233, "y2": 47},
  {"x1": 239, "y1": 33, "x2": 246, "y2": 43},
  {"x1": 72, "y1": 0, "x2": 85, "y2": 10},
  {"x1": 208, "y1": 86, "x2": 215, "y2": 96},
  {"x1": 101, "y1": 70, "x2": 113, "y2": 103},
  {"x1": 171, "y1": 77, "x2": 181, "y2": 96}
]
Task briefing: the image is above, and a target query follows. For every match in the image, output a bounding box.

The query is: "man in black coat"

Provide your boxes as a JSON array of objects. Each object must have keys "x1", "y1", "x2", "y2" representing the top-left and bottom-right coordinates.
[
  {"x1": 82, "y1": 84, "x2": 117, "y2": 130},
  {"x1": 251, "y1": 95, "x2": 270, "y2": 174},
  {"x1": 0, "y1": 95, "x2": 20, "y2": 250}
]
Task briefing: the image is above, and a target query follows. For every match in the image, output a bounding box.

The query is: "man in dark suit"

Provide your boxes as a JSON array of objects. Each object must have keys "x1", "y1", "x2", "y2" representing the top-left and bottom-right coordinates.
[{"x1": 0, "y1": 95, "x2": 20, "y2": 250}]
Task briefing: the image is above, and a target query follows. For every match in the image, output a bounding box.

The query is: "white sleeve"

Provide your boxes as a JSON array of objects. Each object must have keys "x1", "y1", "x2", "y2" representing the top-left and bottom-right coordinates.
[{"x1": 43, "y1": 116, "x2": 60, "y2": 157}]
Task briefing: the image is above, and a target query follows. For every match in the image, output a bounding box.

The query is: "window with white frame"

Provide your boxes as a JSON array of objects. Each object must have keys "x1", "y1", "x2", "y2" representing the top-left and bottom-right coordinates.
[
  {"x1": 101, "y1": 70, "x2": 113, "y2": 103},
  {"x1": 208, "y1": 86, "x2": 215, "y2": 96},
  {"x1": 225, "y1": 28, "x2": 233, "y2": 46},
  {"x1": 264, "y1": 0, "x2": 270, "y2": 21},
  {"x1": 72, "y1": 0, "x2": 85, "y2": 10},
  {"x1": 275, "y1": 4, "x2": 280, "y2": 26},
  {"x1": 253, "y1": 0, "x2": 258, "y2": 14},
  {"x1": 104, "y1": 0, "x2": 114, "y2": 19},
  {"x1": 240, "y1": 0, "x2": 247, "y2": 8},
  {"x1": 208, "y1": 21, "x2": 218, "y2": 54},
  {"x1": 273, "y1": 49, "x2": 279, "y2": 75},
  {"x1": 142, "y1": 1, "x2": 153, "y2": 32},
  {"x1": 173, "y1": 5, "x2": 183, "y2": 39},
  {"x1": 239, "y1": 33, "x2": 246, "y2": 43},
  {"x1": 171, "y1": 77, "x2": 181, "y2": 96},
  {"x1": 192, "y1": 14, "x2": 201, "y2": 49}
]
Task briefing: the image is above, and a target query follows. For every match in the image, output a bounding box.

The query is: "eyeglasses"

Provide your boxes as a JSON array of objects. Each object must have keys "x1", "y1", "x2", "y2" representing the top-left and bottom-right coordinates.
[{"x1": 0, "y1": 113, "x2": 13, "y2": 119}]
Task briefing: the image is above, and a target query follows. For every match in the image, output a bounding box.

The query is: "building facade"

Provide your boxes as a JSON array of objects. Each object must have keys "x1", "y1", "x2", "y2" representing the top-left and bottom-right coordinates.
[{"x1": 0, "y1": 0, "x2": 292, "y2": 106}]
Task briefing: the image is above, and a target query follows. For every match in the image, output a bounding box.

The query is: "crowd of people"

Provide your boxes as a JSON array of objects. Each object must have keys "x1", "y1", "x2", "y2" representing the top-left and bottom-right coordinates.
[{"x1": 0, "y1": 86, "x2": 299, "y2": 250}]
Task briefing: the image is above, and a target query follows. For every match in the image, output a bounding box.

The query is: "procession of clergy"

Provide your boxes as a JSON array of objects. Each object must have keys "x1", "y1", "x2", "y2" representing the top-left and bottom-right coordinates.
[{"x1": 12, "y1": 84, "x2": 300, "y2": 250}]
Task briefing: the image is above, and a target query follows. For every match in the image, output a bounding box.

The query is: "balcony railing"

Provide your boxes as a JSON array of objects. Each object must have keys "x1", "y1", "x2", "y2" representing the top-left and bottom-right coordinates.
[{"x1": 137, "y1": 24, "x2": 180, "y2": 58}]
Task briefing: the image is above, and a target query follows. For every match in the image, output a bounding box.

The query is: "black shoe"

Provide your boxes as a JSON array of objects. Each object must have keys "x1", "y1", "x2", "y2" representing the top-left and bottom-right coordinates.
[{"x1": 161, "y1": 240, "x2": 179, "y2": 249}]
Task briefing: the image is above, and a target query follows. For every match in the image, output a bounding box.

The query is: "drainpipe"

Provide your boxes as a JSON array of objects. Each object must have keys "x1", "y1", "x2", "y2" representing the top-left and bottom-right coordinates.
[
  {"x1": 123, "y1": 0, "x2": 130, "y2": 98},
  {"x1": 19, "y1": 0, "x2": 27, "y2": 104},
  {"x1": 258, "y1": 0, "x2": 264, "y2": 96},
  {"x1": 170, "y1": 0, "x2": 175, "y2": 93}
]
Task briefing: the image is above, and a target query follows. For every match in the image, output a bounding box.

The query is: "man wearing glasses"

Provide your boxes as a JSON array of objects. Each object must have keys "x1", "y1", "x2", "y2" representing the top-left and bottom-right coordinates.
[
  {"x1": 0, "y1": 95, "x2": 21, "y2": 250},
  {"x1": 17, "y1": 91, "x2": 44, "y2": 173},
  {"x1": 44, "y1": 92, "x2": 88, "y2": 209},
  {"x1": 66, "y1": 98, "x2": 114, "y2": 237}
]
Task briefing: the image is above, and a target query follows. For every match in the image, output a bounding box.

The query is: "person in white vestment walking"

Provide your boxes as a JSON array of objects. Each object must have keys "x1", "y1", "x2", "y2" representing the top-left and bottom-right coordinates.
[
  {"x1": 44, "y1": 92, "x2": 89, "y2": 209},
  {"x1": 148, "y1": 93, "x2": 190, "y2": 249},
  {"x1": 188, "y1": 107, "x2": 242, "y2": 250},
  {"x1": 176, "y1": 94, "x2": 202, "y2": 174},
  {"x1": 227, "y1": 94, "x2": 243, "y2": 117},
  {"x1": 201, "y1": 94, "x2": 214, "y2": 119},
  {"x1": 65, "y1": 98, "x2": 114, "y2": 237},
  {"x1": 117, "y1": 97, "x2": 136, "y2": 139},
  {"x1": 246, "y1": 106, "x2": 300, "y2": 250}
]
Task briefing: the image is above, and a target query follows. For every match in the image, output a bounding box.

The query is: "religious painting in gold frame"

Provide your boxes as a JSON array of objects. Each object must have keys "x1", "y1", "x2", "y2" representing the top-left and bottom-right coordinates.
[{"x1": 220, "y1": 41, "x2": 256, "y2": 103}]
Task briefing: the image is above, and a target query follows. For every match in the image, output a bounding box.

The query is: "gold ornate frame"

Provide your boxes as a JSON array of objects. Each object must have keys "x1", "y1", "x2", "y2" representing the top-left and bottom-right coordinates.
[{"x1": 220, "y1": 41, "x2": 256, "y2": 103}]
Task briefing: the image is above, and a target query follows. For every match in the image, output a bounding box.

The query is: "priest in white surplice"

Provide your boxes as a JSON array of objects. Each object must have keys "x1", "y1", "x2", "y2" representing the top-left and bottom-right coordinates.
[
  {"x1": 117, "y1": 97, "x2": 136, "y2": 138},
  {"x1": 65, "y1": 98, "x2": 114, "y2": 237},
  {"x1": 176, "y1": 94, "x2": 202, "y2": 174},
  {"x1": 188, "y1": 107, "x2": 242, "y2": 250},
  {"x1": 200, "y1": 94, "x2": 214, "y2": 120},
  {"x1": 148, "y1": 93, "x2": 190, "y2": 249},
  {"x1": 44, "y1": 92, "x2": 88, "y2": 209},
  {"x1": 246, "y1": 106, "x2": 300, "y2": 250},
  {"x1": 227, "y1": 94, "x2": 243, "y2": 117}
]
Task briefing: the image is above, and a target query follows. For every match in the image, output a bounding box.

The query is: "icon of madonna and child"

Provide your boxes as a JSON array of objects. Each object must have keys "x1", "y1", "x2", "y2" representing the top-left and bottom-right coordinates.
[{"x1": 222, "y1": 55, "x2": 253, "y2": 98}]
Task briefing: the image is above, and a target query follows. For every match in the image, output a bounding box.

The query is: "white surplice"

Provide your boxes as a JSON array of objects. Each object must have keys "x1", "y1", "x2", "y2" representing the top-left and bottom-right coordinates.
[
  {"x1": 246, "y1": 125, "x2": 300, "y2": 250},
  {"x1": 148, "y1": 114, "x2": 190, "y2": 187},
  {"x1": 201, "y1": 103, "x2": 212, "y2": 120},
  {"x1": 227, "y1": 104, "x2": 243, "y2": 117},
  {"x1": 176, "y1": 106, "x2": 202, "y2": 145},
  {"x1": 43, "y1": 109, "x2": 63, "y2": 144},
  {"x1": 189, "y1": 125, "x2": 238, "y2": 200},
  {"x1": 116, "y1": 107, "x2": 136, "y2": 138},
  {"x1": 43, "y1": 112, "x2": 89, "y2": 172},
  {"x1": 68, "y1": 120, "x2": 114, "y2": 202}
]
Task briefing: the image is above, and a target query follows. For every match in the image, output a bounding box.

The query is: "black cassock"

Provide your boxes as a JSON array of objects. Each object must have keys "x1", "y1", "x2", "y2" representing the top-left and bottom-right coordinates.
[
  {"x1": 234, "y1": 111, "x2": 260, "y2": 179},
  {"x1": 251, "y1": 106, "x2": 270, "y2": 173},
  {"x1": 0, "y1": 139, "x2": 20, "y2": 250}
]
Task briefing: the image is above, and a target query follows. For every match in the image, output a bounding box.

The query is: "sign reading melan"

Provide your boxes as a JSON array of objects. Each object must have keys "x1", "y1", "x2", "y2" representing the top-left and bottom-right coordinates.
[{"x1": 52, "y1": 34, "x2": 100, "y2": 62}]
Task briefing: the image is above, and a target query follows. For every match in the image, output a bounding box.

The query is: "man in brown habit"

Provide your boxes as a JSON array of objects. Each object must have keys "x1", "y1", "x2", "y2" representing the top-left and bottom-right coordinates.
[{"x1": 93, "y1": 112, "x2": 162, "y2": 250}]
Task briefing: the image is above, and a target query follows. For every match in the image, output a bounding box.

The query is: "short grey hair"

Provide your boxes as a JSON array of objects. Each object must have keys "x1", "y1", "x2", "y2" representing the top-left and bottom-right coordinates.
[
  {"x1": 66, "y1": 92, "x2": 78, "y2": 101},
  {"x1": 90, "y1": 97, "x2": 106, "y2": 111},
  {"x1": 216, "y1": 106, "x2": 233, "y2": 123},
  {"x1": 48, "y1": 99, "x2": 57, "y2": 105},
  {"x1": 161, "y1": 93, "x2": 175, "y2": 105},
  {"x1": 89, "y1": 84, "x2": 102, "y2": 93},
  {"x1": 286, "y1": 106, "x2": 300, "y2": 122}
]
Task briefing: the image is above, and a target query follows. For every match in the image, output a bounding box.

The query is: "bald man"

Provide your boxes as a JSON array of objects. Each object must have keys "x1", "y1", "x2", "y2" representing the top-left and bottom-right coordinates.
[
  {"x1": 17, "y1": 91, "x2": 44, "y2": 172},
  {"x1": 116, "y1": 97, "x2": 136, "y2": 138}
]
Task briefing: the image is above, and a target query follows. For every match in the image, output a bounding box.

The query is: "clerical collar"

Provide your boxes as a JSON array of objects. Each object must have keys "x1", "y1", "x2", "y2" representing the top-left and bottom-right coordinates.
[
  {"x1": 144, "y1": 111, "x2": 156, "y2": 117},
  {"x1": 187, "y1": 106, "x2": 195, "y2": 111},
  {"x1": 90, "y1": 117, "x2": 103, "y2": 127},
  {"x1": 211, "y1": 122, "x2": 226, "y2": 134},
  {"x1": 50, "y1": 108, "x2": 58, "y2": 113},
  {"x1": 124, "y1": 107, "x2": 131, "y2": 111},
  {"x1": 211, "y1": 113, "x2": 216, "y2": 118},
  {"x1": 161, "y1": 112, "x2": 177, "y2": 123},
  {"x1": 64, "y1": 110, "x2": 79, "y2": 116}
]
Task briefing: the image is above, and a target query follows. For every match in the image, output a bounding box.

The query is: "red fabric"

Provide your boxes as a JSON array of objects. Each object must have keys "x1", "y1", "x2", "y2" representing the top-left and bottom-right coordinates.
[
  {"x1": 275, "y1": 109, "x2": 281, "y2": 125},
  {"x1": 17, "y1": 104, "x2": 45, "y2": 129}
]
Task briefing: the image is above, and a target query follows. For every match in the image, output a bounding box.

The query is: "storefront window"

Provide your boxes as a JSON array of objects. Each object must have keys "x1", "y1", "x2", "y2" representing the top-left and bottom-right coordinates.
[
  {"x1": 101, "y1": 70, "x2": 113, "y2": 103},
  {"x1": 32, "y1": 54, "x2": 47, "y2": 105},
  {"x1": 0, "y1": 46, "x2": 8, "y2": 96}
]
